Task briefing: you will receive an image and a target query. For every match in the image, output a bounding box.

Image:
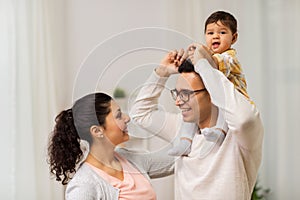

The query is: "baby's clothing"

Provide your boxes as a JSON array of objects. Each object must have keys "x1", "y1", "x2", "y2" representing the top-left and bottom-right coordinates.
[{"x1": 213, "y1": 49, "x2": 249, "y2": 98}]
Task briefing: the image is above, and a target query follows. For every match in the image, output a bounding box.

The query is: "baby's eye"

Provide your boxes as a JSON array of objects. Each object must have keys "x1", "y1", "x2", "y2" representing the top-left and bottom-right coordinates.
[
  {"x1": 220, "y1": 31, "x2": 227, "y2": 34},
  {"x1": 206, "y1": 32, "x2": 213, "y2": 35}
]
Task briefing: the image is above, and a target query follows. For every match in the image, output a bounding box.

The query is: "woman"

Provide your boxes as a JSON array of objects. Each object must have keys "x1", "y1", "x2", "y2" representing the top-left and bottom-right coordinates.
[{"x1": 48, "y1": 92, "x2": 174, "y2": 200}]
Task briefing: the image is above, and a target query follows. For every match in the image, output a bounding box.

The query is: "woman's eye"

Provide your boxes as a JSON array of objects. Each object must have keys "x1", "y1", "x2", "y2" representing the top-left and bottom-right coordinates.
[{"x1": 116, "y1": 112, "x2": 122, "y2": 119}]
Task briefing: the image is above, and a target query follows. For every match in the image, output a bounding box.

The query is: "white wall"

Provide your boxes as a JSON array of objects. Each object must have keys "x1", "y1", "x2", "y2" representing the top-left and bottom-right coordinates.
[{"x1": 64, "y1": 0, "x2": 177, "y2": 199}]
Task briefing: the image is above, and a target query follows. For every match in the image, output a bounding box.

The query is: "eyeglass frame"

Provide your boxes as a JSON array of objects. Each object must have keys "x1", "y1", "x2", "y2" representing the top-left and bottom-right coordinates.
[{"x1": 170, "y1": 88, "x2": 207, "y2": 103}]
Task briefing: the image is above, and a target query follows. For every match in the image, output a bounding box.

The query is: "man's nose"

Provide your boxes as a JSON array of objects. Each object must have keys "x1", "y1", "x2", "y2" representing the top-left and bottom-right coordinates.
[{"x1": 175, "y1": 96, "x2": 184, "y2": 106}]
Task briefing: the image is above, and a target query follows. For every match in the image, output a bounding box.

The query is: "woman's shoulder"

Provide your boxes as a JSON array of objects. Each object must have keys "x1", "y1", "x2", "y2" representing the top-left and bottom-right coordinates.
[
  {"x1": 66, "y1": 163, "x2": 119, "y2": 199},
  {"x1": 67, "y1": 163, "x2": 101, "y2": 186}
]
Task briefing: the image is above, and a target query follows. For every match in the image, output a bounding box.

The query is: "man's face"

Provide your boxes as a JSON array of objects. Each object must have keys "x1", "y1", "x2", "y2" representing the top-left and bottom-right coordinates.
[{"x1": 175, "y1": 72, "x2": 211, "y2": 124}]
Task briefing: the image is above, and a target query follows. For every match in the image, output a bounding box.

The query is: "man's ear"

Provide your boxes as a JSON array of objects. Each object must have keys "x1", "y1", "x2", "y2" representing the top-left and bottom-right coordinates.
[{"x1": 232, "y1": 32, "x2": 238, "y2": 44}]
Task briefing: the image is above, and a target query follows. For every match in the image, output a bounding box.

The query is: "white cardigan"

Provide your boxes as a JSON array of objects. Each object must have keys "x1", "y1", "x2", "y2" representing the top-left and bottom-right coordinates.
[
  {"x1": 130, "y1": 59, "x2": 264, "y2": 200},
  {"x1": 65, "y1": 147, "x2": 174, "y2": 200}
]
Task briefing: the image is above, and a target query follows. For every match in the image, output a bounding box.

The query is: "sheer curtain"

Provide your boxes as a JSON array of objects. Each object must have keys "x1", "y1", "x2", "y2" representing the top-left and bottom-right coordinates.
[
  {"x1": 260, "y1": 1, "x2": 300, "y2": 199},
  {"x1": 1, "y1": 0, "x2": 64, "y2": 199},
  {"x1": 167, "y1": 0, "x2": 300, "y2": 199}
]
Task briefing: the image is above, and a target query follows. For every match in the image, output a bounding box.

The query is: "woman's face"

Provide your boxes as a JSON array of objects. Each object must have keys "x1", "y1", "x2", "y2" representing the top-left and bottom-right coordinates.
[{"x1": 103, "y1": 100, "x2": 130, "y2": 146}]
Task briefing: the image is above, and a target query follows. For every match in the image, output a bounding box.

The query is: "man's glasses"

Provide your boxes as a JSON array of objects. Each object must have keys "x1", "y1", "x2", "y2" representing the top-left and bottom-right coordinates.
[{"x1": 170, "y1": 88, "x2": 207, "y2": 103}]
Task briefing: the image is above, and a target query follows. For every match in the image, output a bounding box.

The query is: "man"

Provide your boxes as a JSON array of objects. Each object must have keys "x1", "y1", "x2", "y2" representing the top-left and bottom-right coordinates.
[{"x1": 130, "y1": 44, "x2": 263, "y2": 199}]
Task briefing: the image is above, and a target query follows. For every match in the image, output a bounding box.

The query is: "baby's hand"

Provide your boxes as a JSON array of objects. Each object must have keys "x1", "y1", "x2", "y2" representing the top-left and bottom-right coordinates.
[
  {"x1": 188, "y1": 43, "x2": 218, "y2": 69},
  {"x1": 186, "y1": 45, "x2": 196, "y2": 64},
  {"x1": 211, "y1": 56, "x2": 219, "y2": 69}
]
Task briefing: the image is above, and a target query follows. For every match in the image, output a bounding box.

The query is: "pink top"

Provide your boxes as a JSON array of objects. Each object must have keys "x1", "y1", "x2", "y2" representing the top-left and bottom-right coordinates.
[{"x1": 86, "y1": 153, "x2": 156, "y2": 200}]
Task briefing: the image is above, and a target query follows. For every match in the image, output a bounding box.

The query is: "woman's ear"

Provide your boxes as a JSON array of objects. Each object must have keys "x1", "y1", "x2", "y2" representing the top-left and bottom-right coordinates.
[
  {"x1": 232, "y1": 32, "x2": 238, "y2": 44},
  {"x1": 90, "y1": 125, "x2": 104, "y2": 138}
]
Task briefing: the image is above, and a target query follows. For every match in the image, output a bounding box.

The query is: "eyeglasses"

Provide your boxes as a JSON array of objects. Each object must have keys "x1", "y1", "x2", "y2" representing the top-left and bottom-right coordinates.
[{"x1": 170, "y1": 88, "x2": 207, "y2": 103}]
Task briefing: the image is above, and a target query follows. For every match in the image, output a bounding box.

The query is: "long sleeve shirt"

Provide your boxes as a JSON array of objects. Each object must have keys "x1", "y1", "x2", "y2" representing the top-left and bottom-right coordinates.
[{"x1": 130, "y1": 59, "x2": 264, "y2": 200}]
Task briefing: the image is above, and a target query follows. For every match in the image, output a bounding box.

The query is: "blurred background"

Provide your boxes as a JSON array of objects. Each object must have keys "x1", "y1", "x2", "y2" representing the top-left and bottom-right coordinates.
[{"x1": 1, "y1": 0, "x2": 299, "y2": 199}]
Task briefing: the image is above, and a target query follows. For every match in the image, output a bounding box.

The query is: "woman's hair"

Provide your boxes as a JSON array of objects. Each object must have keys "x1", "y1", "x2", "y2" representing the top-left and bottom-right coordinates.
[
  {"x1": 204, "y1": 11, "x2": 237, "y2": 34},
  {"x1": 47, "y1": 93, "x2": 112, "y2": 185}
]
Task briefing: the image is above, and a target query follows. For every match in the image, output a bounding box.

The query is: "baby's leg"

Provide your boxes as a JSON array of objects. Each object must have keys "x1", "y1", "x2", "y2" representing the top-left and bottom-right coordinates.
[
  {"x1": 202, "y1": 110, "x2": 228, "y2": 143},
  {"x1": 201, "y1": 127, "x2": 226, "y2": 143},
  {"x1": 168, "y1": 122, "x2": 198, "y2": 156}
]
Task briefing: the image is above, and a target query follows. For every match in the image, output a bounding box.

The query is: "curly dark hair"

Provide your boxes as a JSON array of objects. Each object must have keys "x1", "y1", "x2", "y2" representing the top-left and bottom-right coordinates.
[
  {"x1": 47, "y1": 93, "x2": 112, "y2": 185},
  {"x1": 204, "y1": 11, "x2": 237, "y2": 34}
]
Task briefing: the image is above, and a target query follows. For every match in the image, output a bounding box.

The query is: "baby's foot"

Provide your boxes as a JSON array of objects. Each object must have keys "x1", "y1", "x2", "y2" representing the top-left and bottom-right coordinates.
[
  {"x1": 168, "y1": 138, "x2": 192, "y2": 156},
  {"x1": 202, "y1": 128, "x2": 225, "y2": 143}
]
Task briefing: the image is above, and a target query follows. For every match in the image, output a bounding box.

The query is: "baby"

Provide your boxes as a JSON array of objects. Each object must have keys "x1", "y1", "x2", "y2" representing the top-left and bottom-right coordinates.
[{"x1": 169, "y1": 11, "x2": 251, "y2": 156}]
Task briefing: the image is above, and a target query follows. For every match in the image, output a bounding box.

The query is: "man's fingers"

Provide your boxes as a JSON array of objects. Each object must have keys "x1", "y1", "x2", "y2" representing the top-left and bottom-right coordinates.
[
  {"x1": 171, "y1": 48, "x2": 184, "y2": 66},
  {"x1": 181, "y1": 50, "x2": 188, "y2": 63},
  {"x1": 169, "y1": 50, "x2": 179, "y2": 61},
  {"x1": 178, "y1": 48, "x2": 184, "y2": 57},
  {"x1": 175, "y1": 48, "x2": 184, "y2": 60}
]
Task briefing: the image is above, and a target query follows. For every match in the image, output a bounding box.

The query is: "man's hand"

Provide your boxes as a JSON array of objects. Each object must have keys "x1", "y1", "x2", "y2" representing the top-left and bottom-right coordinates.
[
  {"x1": 156, "y1": 49, "x2": 186, "y2": 77},
  {"x1": 187, "y1": 44, "x2": 217, "y2": 69}
]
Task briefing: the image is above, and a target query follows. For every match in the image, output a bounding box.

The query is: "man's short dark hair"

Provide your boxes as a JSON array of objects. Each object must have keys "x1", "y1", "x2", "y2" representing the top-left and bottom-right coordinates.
[{"x1": 178, "y1": 59, "x2": 195, "y2": 73}]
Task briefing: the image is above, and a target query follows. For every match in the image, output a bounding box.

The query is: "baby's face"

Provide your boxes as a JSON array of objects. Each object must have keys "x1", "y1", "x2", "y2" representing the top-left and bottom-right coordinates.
[{"x1": 205, "y1": 21, "x2": 237, "y2": 54}]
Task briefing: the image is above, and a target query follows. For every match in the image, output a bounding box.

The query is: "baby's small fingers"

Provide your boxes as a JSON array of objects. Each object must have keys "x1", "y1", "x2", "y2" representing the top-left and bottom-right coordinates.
[
  {"x1": 187, "y1": 44, "x2": 196, "y2": 51},
  {"x1": 189, "y1": 46, "x2": 196, "y2": 51}
]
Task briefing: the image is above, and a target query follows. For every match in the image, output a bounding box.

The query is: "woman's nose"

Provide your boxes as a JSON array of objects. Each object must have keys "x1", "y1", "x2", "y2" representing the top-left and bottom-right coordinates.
[{"x1": 124, "y1": 114, "x2": 130, "y2": 123}]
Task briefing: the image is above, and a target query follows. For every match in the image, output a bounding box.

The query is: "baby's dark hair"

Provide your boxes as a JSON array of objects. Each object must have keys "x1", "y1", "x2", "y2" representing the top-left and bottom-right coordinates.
[
  {"x1": 47, "y1": 93, "x2": 112, "y2": 185},
  {"x1": 204, "y1": 11, "x2": 237, "y2": 34}
]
